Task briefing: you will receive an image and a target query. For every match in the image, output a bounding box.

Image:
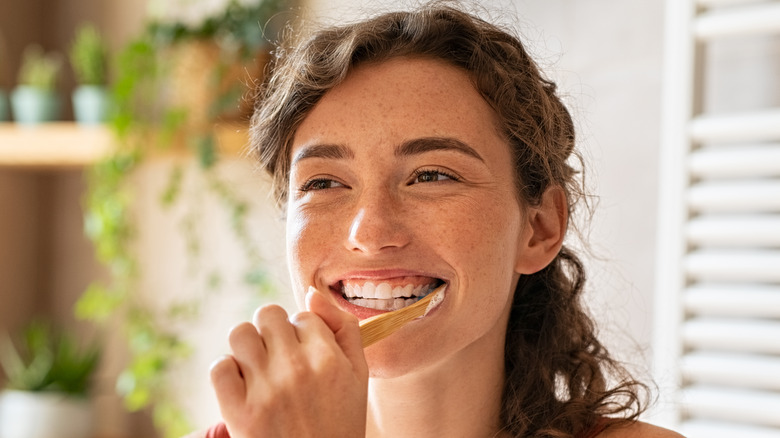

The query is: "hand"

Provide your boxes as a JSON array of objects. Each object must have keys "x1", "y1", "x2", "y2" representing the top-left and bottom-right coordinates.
[{"x1": 210, "y1": 288, "x2": 368, "y2": 438}]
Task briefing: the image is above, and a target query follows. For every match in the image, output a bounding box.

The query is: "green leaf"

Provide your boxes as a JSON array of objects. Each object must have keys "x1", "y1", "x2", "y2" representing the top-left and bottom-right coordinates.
[
  {"x1": 0, "y1": 323, "x2": 99, "y2": 395},
  {"x1": 160, "y1": 165, "x2": 184, "y2": 207},
  {"x1": 69, "y1": 23, "x2": 108, "y2": 85},
  {"x1": 154, "y1": 400, "x2": 193, "y2": 438},
  {"x1": 194, "y1": 134, "x2": 217, "y2": 169},
  {"x1": 75, "y1": 283, "x2": 125, "y2": 321},
  {"x1": 17, "y1": 44, "x2": 63, "y2": 90}
]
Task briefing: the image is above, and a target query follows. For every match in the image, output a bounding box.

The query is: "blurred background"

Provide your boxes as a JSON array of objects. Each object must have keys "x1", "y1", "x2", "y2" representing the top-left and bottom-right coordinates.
[{"x1": 0, "y1": 0, "x2": 778, "y2": 437}]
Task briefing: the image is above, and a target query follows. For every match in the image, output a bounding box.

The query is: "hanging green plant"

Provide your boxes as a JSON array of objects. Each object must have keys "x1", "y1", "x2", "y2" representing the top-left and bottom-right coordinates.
[{"x1": 75, "y1": 1, "x2": 286, "y2": 436}]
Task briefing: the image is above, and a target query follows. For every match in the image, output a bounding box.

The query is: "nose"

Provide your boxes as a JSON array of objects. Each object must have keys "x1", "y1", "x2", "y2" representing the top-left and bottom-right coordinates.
[{"x1": 345, "y1": 191, "x2": 410, "y2": 254}]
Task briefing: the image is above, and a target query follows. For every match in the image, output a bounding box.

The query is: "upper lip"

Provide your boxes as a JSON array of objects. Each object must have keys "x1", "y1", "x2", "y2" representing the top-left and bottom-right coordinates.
[{"x1": 325, "y1": 268, "x2": 449, "y2": 291}]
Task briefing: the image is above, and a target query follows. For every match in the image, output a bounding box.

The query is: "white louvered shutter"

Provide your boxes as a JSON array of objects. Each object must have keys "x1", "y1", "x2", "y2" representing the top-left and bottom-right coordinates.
[{"x1": 654, "y1": 0, "x2": 780, "y2": 437}]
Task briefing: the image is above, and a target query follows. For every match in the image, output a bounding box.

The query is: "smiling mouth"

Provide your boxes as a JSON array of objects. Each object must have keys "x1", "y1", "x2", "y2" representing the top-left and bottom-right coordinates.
[{"x1": 339, "y1": 278, "x2": 445, "y2": 311}]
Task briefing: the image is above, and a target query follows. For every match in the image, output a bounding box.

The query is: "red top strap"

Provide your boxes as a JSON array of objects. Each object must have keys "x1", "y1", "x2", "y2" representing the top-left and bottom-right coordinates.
[
  {"x1": 205, "y1": 418, "x2": 610, "y2": 438},
  {"x1": 205, "y1": 422, "x2": 230, "y2": 438}
]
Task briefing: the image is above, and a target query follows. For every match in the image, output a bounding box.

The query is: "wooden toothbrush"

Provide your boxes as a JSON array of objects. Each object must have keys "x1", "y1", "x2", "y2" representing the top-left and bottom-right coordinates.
[{"x1": 359, "y1": 284, "x2": 446, "y2": 348}]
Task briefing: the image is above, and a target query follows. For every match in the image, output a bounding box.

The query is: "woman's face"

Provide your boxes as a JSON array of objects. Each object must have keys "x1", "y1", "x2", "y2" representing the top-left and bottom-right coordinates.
[{"x1": 286, "y1": 57, "x2": 532, "y2": 376}]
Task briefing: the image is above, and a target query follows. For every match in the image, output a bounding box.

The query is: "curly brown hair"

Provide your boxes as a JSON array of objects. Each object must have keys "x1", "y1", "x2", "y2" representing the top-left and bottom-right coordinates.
[{"x1": 249, "y1": 2, "x2": 648, "y2": 437}]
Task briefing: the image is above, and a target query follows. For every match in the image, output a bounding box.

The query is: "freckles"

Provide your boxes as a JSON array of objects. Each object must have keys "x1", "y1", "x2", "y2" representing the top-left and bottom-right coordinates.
[{"x1": 290, "y1": 217, "x2": 324, "y2": 252}]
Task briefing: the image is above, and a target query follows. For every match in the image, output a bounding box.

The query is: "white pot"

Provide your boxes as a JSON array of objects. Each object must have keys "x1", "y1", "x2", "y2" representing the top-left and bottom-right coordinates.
[
  {"x1": 72, "y1": 85, "x2": 111, "y2": 125},
  {"x1": 0, "y1": 390, "x2": 94, "y2": 438}
]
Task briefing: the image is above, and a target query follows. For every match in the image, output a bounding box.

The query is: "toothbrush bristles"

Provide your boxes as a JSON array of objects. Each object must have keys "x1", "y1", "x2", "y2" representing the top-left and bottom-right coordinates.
[{"x1": 359, "y1": 284, "x2": 446, "y2": 348}]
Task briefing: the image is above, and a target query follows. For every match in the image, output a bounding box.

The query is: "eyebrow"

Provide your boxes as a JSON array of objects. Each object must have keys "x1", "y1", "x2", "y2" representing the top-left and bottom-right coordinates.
[
  {"x1": 291, "y1": 143, "x2": 355, "y2": 165},
  {"x1": 291, "y1": 136, "x2": 484, "y2": 165},
  {"x1": 395, "y1": 137, "x2": 485, "y2": 162}
]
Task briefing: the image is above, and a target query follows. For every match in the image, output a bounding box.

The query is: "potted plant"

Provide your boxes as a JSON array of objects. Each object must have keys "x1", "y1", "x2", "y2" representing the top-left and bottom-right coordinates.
[
  {"x1": 69, "y1": 24, "x2": 111, "y2": 125},
  {"x1": 10, "y1": 45, "x2": 63, "y2": 125},
  {"x1": 0, "y1": 36, "x2": 8, "y2": 122},
  {"x1": 0, "y1": 88, "x2": 7, "y2": 122},
  {"x1": 0, "y1": 321, "x2": 100, "y2": 438}
]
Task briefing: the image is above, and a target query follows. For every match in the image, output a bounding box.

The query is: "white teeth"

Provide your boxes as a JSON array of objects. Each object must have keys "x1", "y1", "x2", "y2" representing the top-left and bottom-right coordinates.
[
  {"x1": 376, "y1": 283, "x2": 392, "y2": 299},
  {"x1": 343, "y1": 282, "x2": 437, "y2": 299},
  {"x1": 351, "y1": 297, "x2": 418, "y2": 311},
  {"x1": 342, "y1": 281, "x2": 441, "y2": 310}
]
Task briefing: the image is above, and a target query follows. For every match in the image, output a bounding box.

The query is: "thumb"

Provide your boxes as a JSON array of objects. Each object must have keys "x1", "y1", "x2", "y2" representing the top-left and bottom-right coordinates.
[{"x1": 306, "y1": 287, "x2": 367, "y2": 377}]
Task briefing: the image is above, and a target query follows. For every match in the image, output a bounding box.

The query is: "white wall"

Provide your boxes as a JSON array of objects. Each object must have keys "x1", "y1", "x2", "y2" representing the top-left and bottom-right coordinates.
[
  {"x1": 511, "y1": 0, "x2": 665, "y2": 375},
  {"x1": 304, "y1": 0, "x2": 666, "y2": 375}
]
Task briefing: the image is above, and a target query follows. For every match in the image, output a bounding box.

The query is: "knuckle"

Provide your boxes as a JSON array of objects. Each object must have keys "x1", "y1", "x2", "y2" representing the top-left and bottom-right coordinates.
[
  {"x1": 228, "y1": 322, "x2": 257, "y2": 345},
  {"x1": 317, "y1": 349, "x2": 343, "y2": 372},
  {"x1": 289, "y1": 310, "x2": 319, "y2": 327},
  {"x1": 253, "y1": 304, "x2": 288, "y2": 325},
  {"x1": 285, "y1": 352, "x2": 312, "y2": 378},
  {"x1": 209, "y1": 355, "x2": 234, "y2": 381}
]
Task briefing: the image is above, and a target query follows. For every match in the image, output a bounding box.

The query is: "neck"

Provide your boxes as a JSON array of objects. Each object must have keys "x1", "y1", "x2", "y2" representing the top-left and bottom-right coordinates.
[{"x1": 365, "y1": 324, "x2": 508, "y2": 438}]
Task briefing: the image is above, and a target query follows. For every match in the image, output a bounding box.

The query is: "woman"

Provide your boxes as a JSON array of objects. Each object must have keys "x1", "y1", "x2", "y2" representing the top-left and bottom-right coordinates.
[{"x1": 196, "y1": 3, "x2": 683, "y2": 437}]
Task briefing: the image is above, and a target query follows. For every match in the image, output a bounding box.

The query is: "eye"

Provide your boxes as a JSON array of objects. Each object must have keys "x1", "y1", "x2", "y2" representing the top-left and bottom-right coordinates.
[
  {"x1": 410, "y1": 168, "x2": 459, "y2": 185},
  {"x1": 299, "y1": 177, "x2": 345, "y2": 192}
]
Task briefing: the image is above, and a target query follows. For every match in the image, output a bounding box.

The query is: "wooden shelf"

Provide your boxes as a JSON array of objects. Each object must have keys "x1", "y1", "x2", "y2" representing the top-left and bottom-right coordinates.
[
  {"x1": 0, "y1": 122, "x2": 114, "y2": 169},
  {"x1": 0, "y1": 122, "x2": 251, "y2": 169}
]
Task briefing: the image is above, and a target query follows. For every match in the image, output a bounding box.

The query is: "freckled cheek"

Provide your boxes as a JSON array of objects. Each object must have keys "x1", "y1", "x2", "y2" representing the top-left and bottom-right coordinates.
[
  {"x1": 286, "y1": 210, "x2": 331, "y2": 283},
  {"x1": 287, "y1": 205, "x2": 347, "y2": 264},
  {"x1": 435, "y1": 200, "x2": 516, "y2": 253},
  {"x1": 433, "y1": 201, "x2": 520, "y2": 289}
]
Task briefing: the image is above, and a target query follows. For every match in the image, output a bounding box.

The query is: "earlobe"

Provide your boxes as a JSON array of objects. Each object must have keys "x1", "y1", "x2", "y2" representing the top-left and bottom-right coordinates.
[{"x1": 514, "y1": 186, "x2": 568, "y2": 274}]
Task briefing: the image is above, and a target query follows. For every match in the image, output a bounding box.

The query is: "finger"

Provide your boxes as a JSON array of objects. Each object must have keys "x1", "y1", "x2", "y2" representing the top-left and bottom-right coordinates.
[
  {"x1": 306, "y1": 287, "x2": 367, "y2": 377},
  {"x1": 253, "y1": 304, "x2": 299, "y2": 354},
  {"x1": 289, "y1": 310, "x2": 335, "y2": 345},
  {"x1": 228, "y1": 322, "x2": 266, "y2": 385},
  {"x1": 210, "y1": 355, "x2": 246, "y2": 414}
]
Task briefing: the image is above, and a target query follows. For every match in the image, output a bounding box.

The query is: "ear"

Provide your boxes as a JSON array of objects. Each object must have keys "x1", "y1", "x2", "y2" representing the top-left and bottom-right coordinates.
[{"x1": 514, "y1": 185, "x2": 568, "y2": 274}]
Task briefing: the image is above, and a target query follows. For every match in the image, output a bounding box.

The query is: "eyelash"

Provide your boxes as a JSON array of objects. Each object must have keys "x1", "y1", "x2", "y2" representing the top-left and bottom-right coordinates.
[
  {"x1": 298, "y1": 178, "x2": 342, "y2": 192},
  {"x1": 410, "y1": 168, "x2": 460, "y2": 184},
  {"x1": 298, "y1": 167, "x2": 459, "y2": 192}
]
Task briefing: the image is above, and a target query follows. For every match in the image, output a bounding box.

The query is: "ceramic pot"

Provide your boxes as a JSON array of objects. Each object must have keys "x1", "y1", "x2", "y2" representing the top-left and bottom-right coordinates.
[
  {"x1": 0, "y1": 89, "x2": 8, "y2": 121},
  {"x1": 10, "y1": 86, "x2": 60, "y2": 125},
  {"x1": 72, "y1": 85, "x2": 111, "y2": 125},
  {"x1": 0, "y1": 390, "x2": 94, "y2": 438}
]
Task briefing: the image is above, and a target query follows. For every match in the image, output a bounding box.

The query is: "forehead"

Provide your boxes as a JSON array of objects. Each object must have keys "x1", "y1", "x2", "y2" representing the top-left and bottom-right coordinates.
[{"x1": 291, "y1": 56, "x2": 505, "y2": 151}]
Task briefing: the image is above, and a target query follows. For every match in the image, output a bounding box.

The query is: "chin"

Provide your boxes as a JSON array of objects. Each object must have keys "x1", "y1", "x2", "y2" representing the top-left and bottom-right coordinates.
[
  {"x1": 363, "y1": 333, "x2": 449, "y2": 379},
  {"x1": 365, "y1": 353, "x2": 425, "y2": 379}
]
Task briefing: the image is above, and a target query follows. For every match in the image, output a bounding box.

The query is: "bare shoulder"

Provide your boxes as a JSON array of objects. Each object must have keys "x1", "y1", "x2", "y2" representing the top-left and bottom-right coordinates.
[{"x1": 598, "y1": 421, "x2": 685, "y2": 438}]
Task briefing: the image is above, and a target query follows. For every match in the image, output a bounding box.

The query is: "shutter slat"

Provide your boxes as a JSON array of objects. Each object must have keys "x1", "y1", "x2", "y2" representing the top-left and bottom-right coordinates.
[
  {"x1": 686, "y1": 214, "x2": 780, "y2": 247},
  {"x1": 681, "y1": 419, "x2": 780, "y2": 438},
  {"x1": 659, "y1": 0, "x2": 780, "y2": 433},
  {"x1": 688, "y1": 180, "x2": 780, "y2": 213},
  {"x1": 694, "y1": 3, "x2": 780, "y2": 38},
  {"x1": 689, "y1": 145, "x2": 780, "y2": 179},
  {"x1": 682, "y1": 385, "x2": 780, "y2": 428},
  {"x1": 689, "y1": 109, "x2": 780, "y2": 144},
  {"x1": 682, "y1": 317, "x2": 780, "y2": 354},
  {"x1": 681, "y1": 352, "x2": 780, "y2": 390},
  {"x1": 697, "y1": 0, "x2": 773, "y2": 6},
  {"x1": 684, "y1": 283, "x2": 780, "y2": 318},
  {"x1": 685, "y1": 249, "x2": 780, "y2": 282}
]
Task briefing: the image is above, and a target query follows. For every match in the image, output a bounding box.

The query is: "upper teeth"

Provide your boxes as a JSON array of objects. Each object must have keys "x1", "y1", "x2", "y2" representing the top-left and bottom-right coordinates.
[{"x1": 343, "y1": 282, "x2": 435, "y2": 299}]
